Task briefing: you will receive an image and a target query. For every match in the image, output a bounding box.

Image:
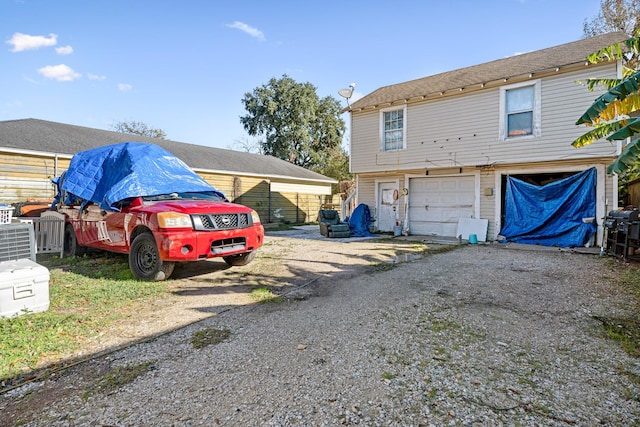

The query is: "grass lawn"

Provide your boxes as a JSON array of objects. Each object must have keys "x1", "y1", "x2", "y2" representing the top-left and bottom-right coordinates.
[{"x1": 0, "y1": 252, "x2": 169, "y2": 383}]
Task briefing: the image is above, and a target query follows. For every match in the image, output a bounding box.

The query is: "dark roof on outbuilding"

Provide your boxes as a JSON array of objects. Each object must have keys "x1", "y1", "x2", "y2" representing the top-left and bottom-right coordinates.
[
  {"x1": 349, "y1": 32, "x2": 629, "y2": 111},
  {"x1": 0, "y1": 118, "x2": 335, "y2": 183}
]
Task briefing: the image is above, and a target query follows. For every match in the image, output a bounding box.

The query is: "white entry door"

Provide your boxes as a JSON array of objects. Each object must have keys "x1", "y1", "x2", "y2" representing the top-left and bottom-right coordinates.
[
  {"x1": 377, "y1": 181, "x2": 398, "y2": 232},
  {"x1": 408, "y1": 176, "x2": 475, "y2": 237}
]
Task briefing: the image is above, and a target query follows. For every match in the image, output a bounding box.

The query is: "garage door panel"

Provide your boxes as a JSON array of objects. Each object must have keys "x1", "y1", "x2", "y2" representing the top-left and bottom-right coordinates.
[{"x1": 409, "y1": 176, "x2": 475, "y2": 237}]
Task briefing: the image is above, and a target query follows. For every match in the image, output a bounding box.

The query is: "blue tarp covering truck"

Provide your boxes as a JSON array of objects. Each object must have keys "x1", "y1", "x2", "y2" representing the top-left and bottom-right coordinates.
[{"x1": 53, "y1": 142, "x2": 264, "y2": 281}]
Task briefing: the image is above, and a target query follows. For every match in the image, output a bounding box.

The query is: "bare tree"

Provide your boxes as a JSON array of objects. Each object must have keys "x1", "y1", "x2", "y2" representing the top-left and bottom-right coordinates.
[
  {"x1": 110, "y1": 120, "x2": 167, "y2": 139},
  {"x1": 583, "y1": 0, "x2": 640, "y2": 37},
  {"x1": 229, "y1": 136, "x2": 265, "y2": 154}
]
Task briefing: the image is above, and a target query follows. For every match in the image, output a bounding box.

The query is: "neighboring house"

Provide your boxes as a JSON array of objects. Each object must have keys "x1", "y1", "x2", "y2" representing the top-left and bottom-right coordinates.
[
  {"x1": 0, "y1": 119, "x2": 336, "y2": 223},
  {"x1": 346, "y1": 32, "x2": 628, "y2": 246}
]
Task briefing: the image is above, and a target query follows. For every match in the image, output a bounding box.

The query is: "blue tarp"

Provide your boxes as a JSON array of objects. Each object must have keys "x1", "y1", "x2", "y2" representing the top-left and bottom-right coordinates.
[
  {"x1": 53, "y1": 142, "x2": 225, "y2": 211},
  {"x1": 348, "y1": 203, "x2": 375, "y2": 237},
  {"x1": 499, "y1": 167, "x2": 597, "y2": 247}
]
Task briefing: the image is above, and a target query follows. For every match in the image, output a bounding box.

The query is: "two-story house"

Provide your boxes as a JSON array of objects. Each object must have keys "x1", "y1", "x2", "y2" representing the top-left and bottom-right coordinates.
[{"x1": 346, "y1": 32, "x2": 628, "y2": 246}]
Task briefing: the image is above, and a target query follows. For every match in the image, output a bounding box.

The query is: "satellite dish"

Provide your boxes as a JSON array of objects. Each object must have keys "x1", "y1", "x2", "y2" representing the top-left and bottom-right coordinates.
[
  {"x1": 338, "y1": 83, "x2": 356, "y2": 106},
  {"x1": 338, "y1": 88, "x2": 353, "y2": 99}
]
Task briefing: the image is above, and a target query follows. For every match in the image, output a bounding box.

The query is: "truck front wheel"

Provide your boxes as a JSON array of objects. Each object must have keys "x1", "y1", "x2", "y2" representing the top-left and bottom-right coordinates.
[
  {"x1": 223, "y1": 251, "x2": 257, "y2": 266},
  {"x1": 63, "y1": 223, "x2": 86, "y2": 257},
  {"x1": 129, "y1": 232, "x2": 175, "y2": 281}
]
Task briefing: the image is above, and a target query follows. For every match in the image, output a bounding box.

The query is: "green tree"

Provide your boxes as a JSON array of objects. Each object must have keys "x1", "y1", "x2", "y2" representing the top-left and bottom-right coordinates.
[
  {"x1": 583, "y1": 0, "x2": 640, "y2": 38},
  {"x1": 315, "y1": 144, "x2": 351, "y2": 183},
  {"x1": 240, "y1": 75, "x2": 346, "y2": 170},
  {"x1": 110, "y1": 120, "x2": 167, "y2": 139}
]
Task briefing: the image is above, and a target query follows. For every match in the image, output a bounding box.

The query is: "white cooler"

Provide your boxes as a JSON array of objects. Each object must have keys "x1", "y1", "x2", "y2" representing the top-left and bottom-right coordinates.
[{"x1": 0, "y1": 258, "x2": 50, "y2": 318}]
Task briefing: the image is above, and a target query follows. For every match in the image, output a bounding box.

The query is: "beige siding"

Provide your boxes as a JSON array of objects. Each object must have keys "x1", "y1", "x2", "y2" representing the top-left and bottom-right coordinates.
[
  {"x1": 234, "y1": 176, "x2": 270, "y2": 221},
  {"x1": 350, "y1": 64, "x2": 618, "y2": 175},
  {"x1": 354, "y1": 174, "x2": 376, "y2": 221},
  {"x1": 271, "y1": 192, "x2": 324, "y2": 224},
  {"x1": 479, "y1": 169, "x2": 497, "y2": 239},
  {"x1": 350, "y1": 111, "x2": 380, "y2": 173},
  {"x1": 0, "y1": 152, "x2": 70, "y2": 203},
  {"x1": 199, "y1": 173, "x2": 236, "y2": 199},
  {"x1": 271, "y1": 182, "x2": 331, "y2": 195}
]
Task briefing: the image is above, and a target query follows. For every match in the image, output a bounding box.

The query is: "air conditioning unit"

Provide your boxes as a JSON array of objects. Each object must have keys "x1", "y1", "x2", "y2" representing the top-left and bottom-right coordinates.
[{"x1": 0, "y1": 222, "x2": 36, "y2": 262}]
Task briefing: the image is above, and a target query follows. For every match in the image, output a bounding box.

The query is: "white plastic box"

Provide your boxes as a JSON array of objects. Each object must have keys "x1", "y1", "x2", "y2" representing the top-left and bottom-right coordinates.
[{"x1": 0, "y1": 258, "x2": 50, "y2": 318}]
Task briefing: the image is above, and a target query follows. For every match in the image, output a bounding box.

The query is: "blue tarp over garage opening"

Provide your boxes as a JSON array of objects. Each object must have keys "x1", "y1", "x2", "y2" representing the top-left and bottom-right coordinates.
[{"x1": 499, "y1": 167, "x2": 597, "y2": 247}]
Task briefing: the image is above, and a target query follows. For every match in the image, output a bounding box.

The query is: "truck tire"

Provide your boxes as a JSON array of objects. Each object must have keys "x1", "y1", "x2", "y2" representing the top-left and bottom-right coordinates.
[
  {"x1": 223, "y1": 251, "x2": 257, "y2": 266},
  {"x1": 63, "y1": 223, "x2": 86, "y2": 257},
  {"x1": 129, "y1": 232, "x2": 175, "y2": 281}
]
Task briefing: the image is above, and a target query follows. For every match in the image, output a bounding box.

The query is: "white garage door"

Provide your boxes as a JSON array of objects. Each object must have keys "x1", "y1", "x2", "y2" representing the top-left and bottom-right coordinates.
[{"x1": 408, "y1": 176, "x2": 475, "y2": 237}]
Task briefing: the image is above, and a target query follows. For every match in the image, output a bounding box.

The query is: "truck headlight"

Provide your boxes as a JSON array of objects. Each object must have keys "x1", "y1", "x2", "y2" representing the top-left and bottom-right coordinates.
[
  {"x1": 157, "y1": 212, "x2": 192, "y2": 228},
  {"x1": 251, "y1": 210, "x2": 261, "y2": 224}
]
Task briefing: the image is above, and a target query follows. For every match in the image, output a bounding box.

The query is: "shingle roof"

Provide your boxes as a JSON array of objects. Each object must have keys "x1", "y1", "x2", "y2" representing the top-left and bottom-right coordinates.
[
  {"x1": 0, "y1": 118, "x2": 335, "y2": 183},
  {"x1": 349, "y1": 32, "x2": 630, "y2": 111}
]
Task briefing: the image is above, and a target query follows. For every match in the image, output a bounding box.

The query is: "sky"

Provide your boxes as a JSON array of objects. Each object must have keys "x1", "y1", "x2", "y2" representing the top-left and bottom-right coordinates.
[{"x1": 1, "y1": 0, "x2": 606, "y2": 151}]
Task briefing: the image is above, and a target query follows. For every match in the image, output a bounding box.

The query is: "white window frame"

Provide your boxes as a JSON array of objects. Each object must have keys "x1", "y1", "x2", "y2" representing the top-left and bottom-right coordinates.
[
  {"x1": 499, "y1": 80, "x2": 541, "y2": 141},
  {"x1": 380, "y1": 105, "x2": 407, "y2": 151}
]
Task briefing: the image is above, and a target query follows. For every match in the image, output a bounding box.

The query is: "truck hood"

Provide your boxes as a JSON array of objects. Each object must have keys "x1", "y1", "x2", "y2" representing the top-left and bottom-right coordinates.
[
  {"x1": 53, "y1": 142, "x2": 225, "y2": 211},
  {"x1": 135, "y1": 199, "x2": 252, "y2": 214}
]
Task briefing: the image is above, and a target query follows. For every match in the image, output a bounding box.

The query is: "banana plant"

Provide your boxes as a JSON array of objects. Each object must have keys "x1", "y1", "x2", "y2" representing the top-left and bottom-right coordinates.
[{"x1": 574, "y1": 34, "x2": 640, "y2": 174}]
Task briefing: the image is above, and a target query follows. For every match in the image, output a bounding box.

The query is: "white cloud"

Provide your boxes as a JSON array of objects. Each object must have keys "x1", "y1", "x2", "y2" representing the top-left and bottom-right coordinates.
[
  {"x1": 88, "y1": 73, "x2": 106, "y2": 81},
  {"x1": 38, "y1": 64, "x2": 81, "y2": 81},
  {"x1": 55, "y1": 45, "x2": 73, "y2": 55},
  {"x1": 6, "y1": 32, "x2": 57, "y2": 52},
  {"x1": 226, "y1": 21, "x2": 265, "y2": 41},
  {"x1": 118, "y1": 83, "x2": 133, "y2": 92}
]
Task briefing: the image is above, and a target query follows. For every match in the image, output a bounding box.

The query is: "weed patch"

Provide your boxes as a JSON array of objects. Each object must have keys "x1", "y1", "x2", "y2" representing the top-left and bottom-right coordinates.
[
  {"x1": 191, "y1": 327, "x2": 231, "y2": 349},
  {"x1": 250, "y1": 287, "x2": 282, "y2": 303},
  {"x1": 371, "y1": 262, "x2": 396, "y2": 272},
  {"x1": 87, "y1": 361, "x2": 155, "y2": 397},
  {"x1": 591, "y1": 263, "x2": 640, "y2": 358}
]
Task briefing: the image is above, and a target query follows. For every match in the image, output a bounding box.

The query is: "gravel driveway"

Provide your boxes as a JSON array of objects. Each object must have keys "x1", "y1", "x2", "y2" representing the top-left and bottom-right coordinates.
[{"x1": 2, "y1": 232, "x2": 640, "y2": 426}]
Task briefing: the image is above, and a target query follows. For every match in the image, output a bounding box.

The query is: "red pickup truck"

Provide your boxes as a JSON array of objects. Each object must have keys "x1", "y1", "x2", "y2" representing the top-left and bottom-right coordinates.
[{"x1": 54, "y1": 142, "x2": 264, "y2": 281}]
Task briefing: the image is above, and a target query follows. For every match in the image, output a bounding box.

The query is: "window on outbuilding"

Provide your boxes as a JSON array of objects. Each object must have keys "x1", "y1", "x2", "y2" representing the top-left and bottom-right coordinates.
[
  {"x1": 380, "y1": 106, "x2": 406, "y2": 151},
  {"x1": 499, "y1": 80, "x2": 541, "y2": 140}
]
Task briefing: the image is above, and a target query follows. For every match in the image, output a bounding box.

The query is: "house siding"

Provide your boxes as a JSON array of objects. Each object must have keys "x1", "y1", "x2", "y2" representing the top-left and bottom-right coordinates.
[
  {"x1": 270, "y1": 192, "x2": 326, "y2": 224},
  {"x1": 351, "y1": 64, "x2": 618, "y2": 175},
  {"x1": 0, "y1": 152, "x2": 70, "y2": 203}
]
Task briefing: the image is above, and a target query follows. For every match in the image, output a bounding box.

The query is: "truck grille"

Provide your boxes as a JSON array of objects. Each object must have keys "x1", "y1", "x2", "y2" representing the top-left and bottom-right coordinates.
[
  {"x1": 211, "y1": 237, "x2": 246, "y2": 254},
  {"x1": 193, "y1": 213, "x2": 250, "y2": 231}
]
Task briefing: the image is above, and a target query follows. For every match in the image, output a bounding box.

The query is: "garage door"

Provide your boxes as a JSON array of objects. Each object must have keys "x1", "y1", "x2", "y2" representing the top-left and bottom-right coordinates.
[{"x1": 408, "y1": 176, "x2": 475, "y2": 236}]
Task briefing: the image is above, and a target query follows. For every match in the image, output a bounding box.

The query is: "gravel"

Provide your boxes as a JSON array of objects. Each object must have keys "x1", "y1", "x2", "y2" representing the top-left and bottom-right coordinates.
[{"x1": 3, "y1": 244, "x2": 640, "y2": 426}]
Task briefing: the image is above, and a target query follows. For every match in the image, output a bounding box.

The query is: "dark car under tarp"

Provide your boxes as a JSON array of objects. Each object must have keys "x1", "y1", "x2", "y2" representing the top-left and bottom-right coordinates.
[
  {"x1": 499, "y1": 167, "x2": 597, "y2": 247},
  {"x1": 52, "y1": 142, "x2": 226, "y2": 211}
]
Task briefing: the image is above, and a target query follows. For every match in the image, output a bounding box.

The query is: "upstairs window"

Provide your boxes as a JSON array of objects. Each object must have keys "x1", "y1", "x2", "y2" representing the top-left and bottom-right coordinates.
[
  {"x1": 381, "y1": 106, "x2": 406, "y2": 151},
  {"x1": 499, "y1": 81, "x2": 541, "y2": 140}
]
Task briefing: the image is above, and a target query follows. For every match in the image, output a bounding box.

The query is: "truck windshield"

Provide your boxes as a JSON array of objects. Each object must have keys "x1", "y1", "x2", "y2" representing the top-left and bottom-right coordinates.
[{"x1": 142, "y1": 191, "x2": 226, "y2": 202}]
